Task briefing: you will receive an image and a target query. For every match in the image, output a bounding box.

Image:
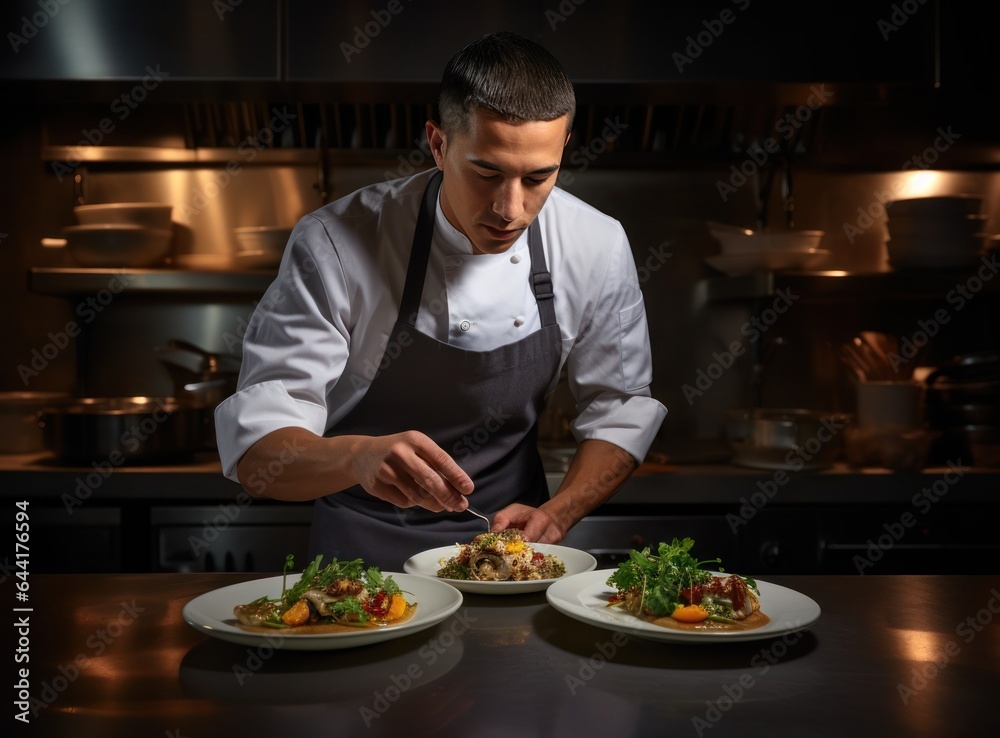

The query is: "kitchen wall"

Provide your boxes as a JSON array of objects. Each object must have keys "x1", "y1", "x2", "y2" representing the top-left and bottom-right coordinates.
[
  {"x1": 3, "y1": 103, "x2": 998, "y2": 456},
  {"x1": 1, "y1": 0, "x2": 998, "y2": 460}
]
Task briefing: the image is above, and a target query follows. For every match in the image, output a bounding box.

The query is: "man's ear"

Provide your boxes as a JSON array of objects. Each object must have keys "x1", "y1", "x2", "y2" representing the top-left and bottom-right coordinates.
[{"x1": 426, "y1": 120, "x2": 447, "y2": 169}]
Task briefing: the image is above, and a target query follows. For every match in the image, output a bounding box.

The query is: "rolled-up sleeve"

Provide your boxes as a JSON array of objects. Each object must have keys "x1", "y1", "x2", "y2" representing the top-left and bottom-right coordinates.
[
  {"x1": 215, "y1": 221, "x2": 350, "y2": 480},
  {"x1": 566, "y1": 229, "x2": 667, "y2": 462}
]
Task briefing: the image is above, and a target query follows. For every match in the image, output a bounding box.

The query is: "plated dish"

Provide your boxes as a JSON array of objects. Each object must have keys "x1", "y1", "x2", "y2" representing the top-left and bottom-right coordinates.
[
  {"x1": 183, "y1": 570, "x2": 463, "y2": 650},
  {"x1": 404, "y1": 541, "x2": 596, "y2": 594},
  {"x1": 546, "y1": 569, "x2": 820, "y2": 643}
]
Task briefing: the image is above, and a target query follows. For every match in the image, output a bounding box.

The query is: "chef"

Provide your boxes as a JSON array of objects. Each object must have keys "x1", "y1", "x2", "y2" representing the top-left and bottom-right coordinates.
[{"x1": 215, "y1": 32, "x2": 667, "y2": 570}]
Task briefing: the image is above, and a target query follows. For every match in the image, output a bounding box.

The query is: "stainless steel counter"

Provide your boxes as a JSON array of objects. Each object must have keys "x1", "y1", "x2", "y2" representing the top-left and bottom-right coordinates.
[{"x1": 15, "y1": 572, "x2": 1000, "y2": 736}]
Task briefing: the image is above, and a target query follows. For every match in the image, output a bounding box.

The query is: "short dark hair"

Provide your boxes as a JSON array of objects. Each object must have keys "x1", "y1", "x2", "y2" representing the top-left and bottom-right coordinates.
[{"x1": 439, "y1": 31, "x2": 576, "y2": 135}]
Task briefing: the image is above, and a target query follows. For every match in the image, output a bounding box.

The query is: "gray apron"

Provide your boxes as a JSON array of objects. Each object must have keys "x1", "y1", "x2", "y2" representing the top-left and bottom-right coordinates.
[{"x1": 309, "y1": 171, "x2": 563, "y2": 570}]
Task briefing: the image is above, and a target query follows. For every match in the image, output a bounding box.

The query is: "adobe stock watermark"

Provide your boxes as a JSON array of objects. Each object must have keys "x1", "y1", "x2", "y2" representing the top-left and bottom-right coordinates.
[
  {"x1": 545, "y1": 0, "x2": 587, "y2": 31},
  {"x1": 178, "y1": 106, "x2": 297, "y2": 219},
  {"x1": 17, "y1": 271, "x2": 135, "y2": 386},
  {"x1": 692, "y1": 626, "x2": 806, "y2": 735},
  {"x1": 360, "y1": 609, "x2": 476, "y2": 727},
  {"x1": 17, "y1": 600, "x2": 145, "y2": 721},
  {"x1": 453, "y1": 408, "x2": 512, "y2": 462},
  {"x1": 897, "y1": 587, "x2": 1000, "y2": 705},
  {"x1": 884, "y1": 253, "x2": 1000, "y2": 376},
  {"x1": 213, "y1": 0, "x2": 245, "y2": 21},
  {"x1": 565, "y1": 629, "x2": 631, "y2": 695},
  {"x1": 842, "y1": 126, "x2": 961, "y2": 244},
  {"x1": 878, "y1": 0, "x2": 930, "y2": 40},
  {"x1": 231, "y1": 632, "x2": 286, "y2": 685},
  {"x1": 672, "y1": 0, "x2": 751, "y2": 74},
  {"x1": 7, "y1": 0, "x2": 72, "y2": 54},
  {"x1": 682, "y1": 288, "x2": 799, "y2": 406},
  {"x1": 60, "y1": 399, "x2": 175, "y2": 515},
  {"x1": 557, "y1": 116, "x2": 629, "y2": 186},
  {"x1": 716, "y1": 85, "x2": 833, "y2": 203},
  {"x1": 383, "y1": 133, "x2": 432, "y2": 182},
  {"x1": 853, "y1": 459, "x2": 965, "y2": 574},
  {"x1": 51, "y1": 65, "x2": 170, "y2": 182},
  {"x1": 635, "y1": 242, "x2": 673, "y2": 283},
  {"x1": 189, "y1": 439, "x2": 306, "y2": 559},
  {"x1": 340, "y1": 0, "x2": 415, "y2": 64},
  {"x1": 726, "y1": 416, "x2": 849, "y2": 534}
]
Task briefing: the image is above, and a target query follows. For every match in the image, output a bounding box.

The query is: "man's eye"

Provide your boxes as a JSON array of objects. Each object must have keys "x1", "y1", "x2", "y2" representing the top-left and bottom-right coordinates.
[
  {"x1": 527, "y1": 178, "x2": 549, "y2": 186},
  {"x1": 476, "y1": 172, "x2": 499, "y2": 180}
]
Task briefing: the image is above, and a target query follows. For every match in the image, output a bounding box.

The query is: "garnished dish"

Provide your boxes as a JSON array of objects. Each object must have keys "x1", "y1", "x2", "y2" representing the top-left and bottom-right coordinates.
[
  {"x1": 436, "y1": 529, "x2": 567, "y2": 582},
  {"x1": 233, "y1": 555, "x2": 416, "y2": 633},
  {"x1": 605, "y1": 538, "x2": 769, "y2": 633}
]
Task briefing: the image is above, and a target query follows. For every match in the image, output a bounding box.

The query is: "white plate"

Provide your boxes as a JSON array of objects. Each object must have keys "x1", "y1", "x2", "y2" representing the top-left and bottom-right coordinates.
[
  {"x1": 403, "y1": 543, "x2": 597, "y2": 594},
  {"x1": 234, "y1": 250, "x2": 282, "y2": 269},
  {"x1": 546, "y1": 569, "x2": 821, "y2": 643},
  {"x1": 705, "y1": 249, "x2": 830, "y2": 276},
  {"x1": 182, "y1": 572, "x2": 463, "y2": 650}
]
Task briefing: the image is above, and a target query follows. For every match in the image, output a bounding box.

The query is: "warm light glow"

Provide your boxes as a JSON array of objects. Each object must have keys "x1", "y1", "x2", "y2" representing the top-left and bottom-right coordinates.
[
  {"x1": 892, "y1": 171, "x2": 948, "y2": 199},
  {"x1": 890, "y1": 627, "x2": 955, "y2": 663}
]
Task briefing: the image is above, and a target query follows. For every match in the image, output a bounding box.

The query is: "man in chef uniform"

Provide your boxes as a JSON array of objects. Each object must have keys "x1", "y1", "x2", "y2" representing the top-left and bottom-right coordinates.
[{"x1": 215, "y1": 32, "x2": 667, "y2": 570}]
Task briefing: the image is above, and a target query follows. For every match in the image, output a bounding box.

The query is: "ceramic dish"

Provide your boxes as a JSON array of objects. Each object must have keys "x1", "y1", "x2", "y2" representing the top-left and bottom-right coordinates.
[
  {"x1": 704, "y1": 249, "x2": 829, "y2": 275},
  {"x1": 546, "y1": 569, "x2": 821, "y2": 643},
  {"x1": 182, "y1": 572, "x2": 463, "y2": 650},
  {"x1": 404, "y1": 543, "x2": 597, "y2": 594}
]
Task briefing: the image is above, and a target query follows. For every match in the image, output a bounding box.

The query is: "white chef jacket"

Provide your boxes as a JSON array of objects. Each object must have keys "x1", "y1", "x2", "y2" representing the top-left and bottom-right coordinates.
[{"x1": 216, "y1": 167, "x2": 666, "y2": 481}]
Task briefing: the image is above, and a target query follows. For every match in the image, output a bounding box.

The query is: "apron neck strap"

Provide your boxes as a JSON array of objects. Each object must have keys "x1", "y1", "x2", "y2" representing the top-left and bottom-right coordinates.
[
  {"x1": 399, "y1": 170, "x2": 442, "y2": 325},
  {"x1": 527, "y1": 218, "x2": 556, "y2": 328}
]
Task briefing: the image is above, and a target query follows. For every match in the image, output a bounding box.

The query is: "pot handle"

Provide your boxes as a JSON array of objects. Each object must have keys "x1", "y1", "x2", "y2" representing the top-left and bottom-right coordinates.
[{"x1": 167, "y1": 339, "x2": 222, "y2": 371}]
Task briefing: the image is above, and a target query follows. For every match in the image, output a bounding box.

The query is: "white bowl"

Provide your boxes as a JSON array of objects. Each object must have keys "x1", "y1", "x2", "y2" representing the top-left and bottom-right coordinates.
[
  {"x1": 63, "y1": 224, "x2": 173, "y2": 267},
  {"x1": 74, "y1": 202, "x2": 173, "y2": 229},
  {"x1": 704, "y1": 249, "x2": 830, "y2": 276},
  {"x1": 233, "y1": 226, "x2": 292, "y2": 253},
  {"x1": 709, "y1": 225, "x2": 825, "y2": 255}
]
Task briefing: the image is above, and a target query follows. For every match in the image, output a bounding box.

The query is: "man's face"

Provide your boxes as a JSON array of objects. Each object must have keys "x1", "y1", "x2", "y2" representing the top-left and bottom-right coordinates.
[{"x1": 427, "y1": 109, "x2": 570, "y2": 255}]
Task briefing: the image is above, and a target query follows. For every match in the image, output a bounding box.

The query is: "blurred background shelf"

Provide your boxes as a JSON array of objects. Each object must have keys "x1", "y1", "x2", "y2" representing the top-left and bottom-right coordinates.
[{"x1": 30, "y1": 267, "x2": 274, "y2": 298}]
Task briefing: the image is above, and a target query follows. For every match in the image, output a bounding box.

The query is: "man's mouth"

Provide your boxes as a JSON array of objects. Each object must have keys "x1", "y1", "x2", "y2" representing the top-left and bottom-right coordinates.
[{"x1": 482, "y1": 224, "x2": 521, "y2": 239}]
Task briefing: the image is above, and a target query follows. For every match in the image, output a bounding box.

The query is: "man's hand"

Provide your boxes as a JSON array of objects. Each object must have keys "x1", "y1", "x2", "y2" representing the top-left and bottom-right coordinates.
[
  {"x1": 350, "y1": 430, "x2": 475, "y2": 513},
  {"x1": 491, "y1": 503, "x2": 565, "y2": 543}
]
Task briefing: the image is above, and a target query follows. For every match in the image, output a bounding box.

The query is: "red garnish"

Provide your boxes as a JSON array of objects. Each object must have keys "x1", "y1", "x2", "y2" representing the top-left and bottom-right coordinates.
[
  {"x1": 532, "y1": 552, "x2": 545, "y2": 566},
  {"x1": 363, "y1": 592, "x2": 389, "y2": 618}
]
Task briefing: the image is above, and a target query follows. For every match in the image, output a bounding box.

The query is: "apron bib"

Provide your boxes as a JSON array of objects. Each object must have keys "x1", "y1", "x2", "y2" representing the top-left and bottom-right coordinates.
[{"x1": 309, "y1": 171, "x2": 563, "y2": 569}]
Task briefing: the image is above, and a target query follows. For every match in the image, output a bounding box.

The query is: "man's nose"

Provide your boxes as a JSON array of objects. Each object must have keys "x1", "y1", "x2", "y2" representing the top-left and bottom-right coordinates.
[{"x1": 492, "y1": 180, "x2": 524, "y2": 222}]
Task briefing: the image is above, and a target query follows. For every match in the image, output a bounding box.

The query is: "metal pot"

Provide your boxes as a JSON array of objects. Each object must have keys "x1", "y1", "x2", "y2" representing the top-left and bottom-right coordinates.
[
  {"x1": 38, "y1": 396, "x2": 204, "y2": 465},
  {"x1": 157, "y1": 339, "x2": 240, "y2": 449},
  {"x1": 0, "y1": 391, "x2": 71, "y2": 454},
  {"x1": 726, "y1": 408, "x2": 852, "y2": 471}
]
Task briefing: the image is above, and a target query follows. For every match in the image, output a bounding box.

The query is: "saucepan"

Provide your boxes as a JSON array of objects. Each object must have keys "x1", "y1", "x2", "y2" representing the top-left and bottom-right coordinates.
[
  {"x1": 0, "y1": 391, "x2": 71, "y2": 454},
  {"x1": 725, "y1": 408, "x2": 852, "y2": 471},
  {"x1": 38, "y1": 396, "x2": 205, "y2": 465}
]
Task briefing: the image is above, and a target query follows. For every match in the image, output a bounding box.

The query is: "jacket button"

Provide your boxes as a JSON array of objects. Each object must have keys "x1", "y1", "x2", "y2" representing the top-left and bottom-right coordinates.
[
  {"x1": 514, "y1": 315, "x2": 525, "y2": 327},
  {"x1": 459, "y1": 320, "x2": 471, "y2": 331}
]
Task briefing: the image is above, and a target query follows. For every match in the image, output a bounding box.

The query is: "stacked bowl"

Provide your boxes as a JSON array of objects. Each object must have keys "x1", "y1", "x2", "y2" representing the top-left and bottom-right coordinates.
[
  {"x1": 884, "y1": 195, "x2": 987, "y2": 270},
  {"x1": 706, "y1": 224, "x2": 828, "y2": 275},
  {"x1": 232, "y1": 226, "x2": 292, "y2": 270},
  {"x1": 65, "y1": 203, "x2": 174, "y2": 268}
]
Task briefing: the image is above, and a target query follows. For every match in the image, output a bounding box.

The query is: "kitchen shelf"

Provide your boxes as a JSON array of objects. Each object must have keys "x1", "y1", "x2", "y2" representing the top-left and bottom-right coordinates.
[
  {"x1": 30, "y1": 267, "x2": 274, "y2": 298},
  {"x1": 705, "y1": 267, "x2": 1000, "y2": 301}
]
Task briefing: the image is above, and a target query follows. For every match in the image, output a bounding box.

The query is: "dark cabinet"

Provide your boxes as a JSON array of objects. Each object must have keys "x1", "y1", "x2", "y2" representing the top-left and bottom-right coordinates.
[
  {"x1": 0, "y1": 0, "x2": 280, "y2": 80},
  {"x1": 286, "y1": 0, "x2": 539, "y2": 82}
]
